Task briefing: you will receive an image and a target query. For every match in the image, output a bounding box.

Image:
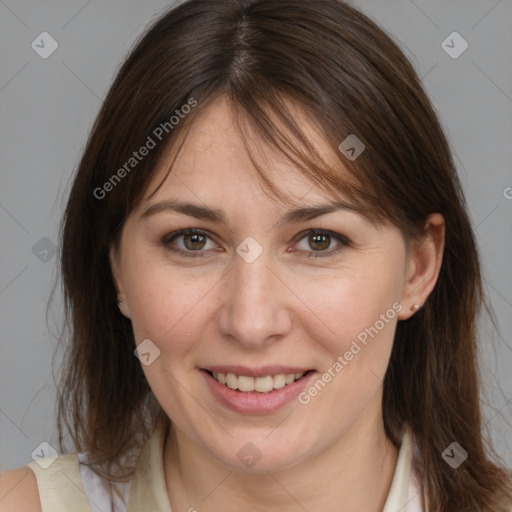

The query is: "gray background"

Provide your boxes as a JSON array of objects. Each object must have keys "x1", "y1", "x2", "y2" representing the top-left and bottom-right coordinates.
[{"x1": 1, "y1": 0, "x2": 511, "y2": 472}]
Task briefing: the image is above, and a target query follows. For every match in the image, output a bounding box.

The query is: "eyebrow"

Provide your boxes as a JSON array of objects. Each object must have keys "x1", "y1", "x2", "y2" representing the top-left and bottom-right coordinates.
[{"x1": 140, "y1": 198, "x2": 360, "y2": 226}]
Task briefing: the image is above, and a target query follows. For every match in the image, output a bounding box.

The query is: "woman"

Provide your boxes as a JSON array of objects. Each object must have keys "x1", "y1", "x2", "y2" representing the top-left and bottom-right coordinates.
[{"x1": 1, "y1": 0, "x2": 511, "y2": 510}]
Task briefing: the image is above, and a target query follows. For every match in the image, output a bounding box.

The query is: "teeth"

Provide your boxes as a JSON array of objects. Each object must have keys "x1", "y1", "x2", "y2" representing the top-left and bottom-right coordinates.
[
  {"x1": 273, "y1": 374, "x2": 286, "y2": 389},
  {"x1": 226, "y1": 373, "x2": 238, "y2": 390},
  {"x1": 255, "y1": 376, "x2": 274, "y2": 393},
  {"x1": 211, "y1": 371, "x2": 306, "y2": 393},
  {"x1": 238, "y1": 375, "x2": 255, "y2": 392}
]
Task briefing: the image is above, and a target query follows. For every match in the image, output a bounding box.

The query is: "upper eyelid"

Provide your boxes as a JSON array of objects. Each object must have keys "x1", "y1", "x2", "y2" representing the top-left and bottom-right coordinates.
[{"x1": 163, "y1": 228, "x2": 215, "y2": 244}]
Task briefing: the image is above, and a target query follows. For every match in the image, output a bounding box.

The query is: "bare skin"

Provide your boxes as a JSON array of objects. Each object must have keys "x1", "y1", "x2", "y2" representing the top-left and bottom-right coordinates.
[{"x1": 111, "y1": 96, "x2": 445, "y2": 512}]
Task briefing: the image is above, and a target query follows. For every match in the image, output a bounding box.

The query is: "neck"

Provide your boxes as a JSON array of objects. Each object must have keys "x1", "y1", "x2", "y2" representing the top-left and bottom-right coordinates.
[{"x1": 163, "y1": 400, "x2": 399, "y2": 512}]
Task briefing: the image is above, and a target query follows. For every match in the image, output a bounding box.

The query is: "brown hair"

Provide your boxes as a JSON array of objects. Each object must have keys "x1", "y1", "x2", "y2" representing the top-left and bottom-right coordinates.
[{"x1": 56, "y1": 0, "x2": 512, "y2": 510}]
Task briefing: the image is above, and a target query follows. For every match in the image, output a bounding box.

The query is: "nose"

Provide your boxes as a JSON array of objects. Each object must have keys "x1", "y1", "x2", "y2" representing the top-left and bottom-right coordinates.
[{"x1": 216, "y1": 250, "x2": 293, "y2": 349}]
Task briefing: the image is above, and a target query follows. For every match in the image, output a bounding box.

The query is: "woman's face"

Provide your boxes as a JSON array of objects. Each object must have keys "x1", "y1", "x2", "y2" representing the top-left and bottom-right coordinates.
[{"x1": 111, "y1": 96, "x2": 434, "y2": 471}]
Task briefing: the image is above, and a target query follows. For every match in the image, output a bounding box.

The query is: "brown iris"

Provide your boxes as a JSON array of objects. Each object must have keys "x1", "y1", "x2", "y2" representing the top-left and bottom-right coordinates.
[
  {"x1": 308, "y1": 233, "x2": 330, "y2": 251},
  {"x1": 183, "y1": 233, "x2": 207, "y2": 250}
]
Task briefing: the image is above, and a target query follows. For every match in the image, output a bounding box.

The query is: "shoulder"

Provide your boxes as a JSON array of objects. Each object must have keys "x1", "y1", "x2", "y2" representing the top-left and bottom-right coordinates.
[
  {"x1": 1, "y1": 453, "x2": 91, "y2": 512},
  {"x1": 0, "y1": 466, "x2": 42, "y2": 512}
]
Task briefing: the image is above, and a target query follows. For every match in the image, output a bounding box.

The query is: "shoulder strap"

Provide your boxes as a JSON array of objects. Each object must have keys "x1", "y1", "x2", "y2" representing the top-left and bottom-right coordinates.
[
  {"x1": 127, "y1": 418, "x2": 173, "y2": 512},
  {"x1": 27, "y1": 453, "x2": 91, "y2": 512}
]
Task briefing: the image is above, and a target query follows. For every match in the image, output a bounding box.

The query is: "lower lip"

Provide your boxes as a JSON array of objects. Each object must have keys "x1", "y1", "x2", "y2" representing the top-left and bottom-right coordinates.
[{"x1": 201, "y1": 369, "x2": 316, "y2": 415}]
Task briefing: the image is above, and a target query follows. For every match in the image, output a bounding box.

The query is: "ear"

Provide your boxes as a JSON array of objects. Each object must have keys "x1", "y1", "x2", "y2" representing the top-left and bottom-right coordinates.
[
  {"x1": 397, "y1": 213, "x2": 445, "y2": 320},
  {"x1": 110, "y1": 245, "x2": 131, "y2": 319}
]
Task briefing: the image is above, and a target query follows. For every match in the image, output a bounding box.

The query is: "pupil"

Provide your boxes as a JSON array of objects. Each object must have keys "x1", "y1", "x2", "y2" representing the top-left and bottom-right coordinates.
[
  {"x1": 310, "y1": 234, "x2": 329, "y2": 251},
  {"x1": 185, "y1": 233, "x2": 206, "y2": 250}
]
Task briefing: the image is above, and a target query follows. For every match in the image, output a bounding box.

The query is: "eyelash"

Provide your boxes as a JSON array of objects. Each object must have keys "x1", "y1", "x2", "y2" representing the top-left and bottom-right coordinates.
[{"x1": 161, "y1": 228, "x2": 351, "y2": 259}]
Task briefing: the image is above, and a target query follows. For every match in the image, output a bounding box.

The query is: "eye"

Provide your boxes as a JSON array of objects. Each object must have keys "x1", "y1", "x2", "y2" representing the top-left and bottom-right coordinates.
[
  {"x1": 294, "y1": 229, "x2": 350, "y2": 258},
  {"x1": 162, "y1": 229, "x2": 218, "y2": 257},
  {"x1": 162, "y1": 228, "x2": 351, "y2": 259}
]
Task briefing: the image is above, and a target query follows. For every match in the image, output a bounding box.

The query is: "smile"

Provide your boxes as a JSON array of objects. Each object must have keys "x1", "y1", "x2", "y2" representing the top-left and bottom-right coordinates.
[{"x1": 200, "y1": 367, "x2": 316, "y2": 414}]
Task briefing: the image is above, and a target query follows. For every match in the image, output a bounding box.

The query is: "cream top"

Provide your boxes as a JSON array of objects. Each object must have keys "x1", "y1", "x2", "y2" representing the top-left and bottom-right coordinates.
[{"x1": 28, "y1": 421, "x2": 425, "y2": 511}]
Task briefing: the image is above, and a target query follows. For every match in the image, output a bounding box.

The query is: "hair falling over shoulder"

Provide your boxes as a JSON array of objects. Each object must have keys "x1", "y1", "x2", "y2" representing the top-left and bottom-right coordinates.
[{"x1": 56, "y1": 1, "x2": 512, "y2": 510}]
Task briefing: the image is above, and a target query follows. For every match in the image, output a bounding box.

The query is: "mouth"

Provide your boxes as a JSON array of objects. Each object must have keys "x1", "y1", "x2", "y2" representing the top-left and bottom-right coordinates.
[{"x1": 200, "y1": 366, "x2": 317, "y2": 414}]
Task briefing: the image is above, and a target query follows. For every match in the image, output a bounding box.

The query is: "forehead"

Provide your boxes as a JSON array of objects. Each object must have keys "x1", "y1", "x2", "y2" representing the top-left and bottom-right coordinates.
[{"x1": 141, "y1": 96, "x2": 349, "y2": 210}]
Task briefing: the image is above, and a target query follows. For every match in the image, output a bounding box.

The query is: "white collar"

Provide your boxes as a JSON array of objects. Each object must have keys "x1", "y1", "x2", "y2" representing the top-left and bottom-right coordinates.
[
  {"x1": 126, "y1": 421, "x2": 424, "y2": 511},
  {"x1": 383, "y1": 425, "x2": 425, "y2": 511}
]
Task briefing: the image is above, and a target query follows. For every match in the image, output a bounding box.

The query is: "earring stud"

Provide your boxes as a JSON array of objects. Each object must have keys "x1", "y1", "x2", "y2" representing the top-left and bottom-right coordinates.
[{"x1": 410, "y1": 304, "x2": 420, "y2": 312}]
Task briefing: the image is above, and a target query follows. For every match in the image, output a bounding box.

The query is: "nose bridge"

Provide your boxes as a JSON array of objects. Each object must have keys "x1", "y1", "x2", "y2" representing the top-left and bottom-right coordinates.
[{"x1": 217, "y1": 246, "x2": 292, "y2": 347}]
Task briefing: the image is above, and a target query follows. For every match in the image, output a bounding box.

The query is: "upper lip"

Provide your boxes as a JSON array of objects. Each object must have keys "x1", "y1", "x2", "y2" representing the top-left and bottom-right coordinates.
[{"x1": 202, "y1": 365, "x2": 313, "y2": 378}]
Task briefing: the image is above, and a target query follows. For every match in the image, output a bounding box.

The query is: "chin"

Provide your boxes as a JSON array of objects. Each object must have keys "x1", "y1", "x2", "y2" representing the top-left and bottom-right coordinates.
[{"x1": 208, "y1": 436, "x2": 310, "y2": 474}]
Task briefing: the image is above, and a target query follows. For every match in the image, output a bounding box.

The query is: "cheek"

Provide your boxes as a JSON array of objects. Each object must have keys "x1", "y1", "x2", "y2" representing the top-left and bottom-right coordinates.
[
  {"x1": 291, "y1": 256, "x2": 405, "y2": 361},
  {"x1": 293, "y1": 269, "x2": 403, "y2": 418},
  {"x1": 122, "y1": 254, "x2": 218, "y2": 353}
]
